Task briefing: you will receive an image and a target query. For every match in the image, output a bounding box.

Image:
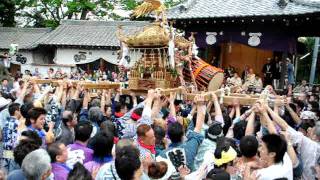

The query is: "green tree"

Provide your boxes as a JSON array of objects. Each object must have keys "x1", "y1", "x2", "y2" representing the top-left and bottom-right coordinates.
[
  {"x1": 164, "y1": 0, "x2": 184, "y2": 8},
  {"x1": 0, "y1": 0, "x2": 16, "y2": 27},
  {"x1": 15, "y1": 0, "x2": 117, "y2": 27},
  {"x1": 11, "y1": 0, "x2": 184, "y2": 27}
]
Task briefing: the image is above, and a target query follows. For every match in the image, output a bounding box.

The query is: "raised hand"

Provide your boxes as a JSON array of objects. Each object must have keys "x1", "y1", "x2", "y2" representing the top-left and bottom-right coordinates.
[
  {"x1": 147, "y1": 89, "x2": 156, "y2": 99},
  {"x1": 178, "y1": 165, "x2": 191, "y2": 178},
  {"x1": 195, "y1": 94, "x2": 206, "y2": 113},
  {"x1": 169, "y1": 92, "x2": 176, "y2": 104},
  {"x1": 274, "y1": 97, "x2": 283, "y2": 107},
  {"x1": 232, "y1": 98, "x2": 240, "y2": 107},
  {"x1": 48, "y1": 121, "x2": 55, "y2": 131},
  {"x1": 102, "y1": 89, "x2": 107, "y2": 97},
  {"x1": 210, "y1": 91, "x2": 218, "y2": 102},
  {"x1": 129, "y1": 91, "x2": 136, "y2": 98}
]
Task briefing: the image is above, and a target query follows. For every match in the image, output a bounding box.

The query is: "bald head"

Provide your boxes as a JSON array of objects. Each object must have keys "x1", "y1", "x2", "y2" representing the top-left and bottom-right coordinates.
[
  {"x1": 115, "y1": 139, "x2": 135, "y2": 155},
  {"x1": 63, "y1": 110, "x2": 73, "y2": 119}
]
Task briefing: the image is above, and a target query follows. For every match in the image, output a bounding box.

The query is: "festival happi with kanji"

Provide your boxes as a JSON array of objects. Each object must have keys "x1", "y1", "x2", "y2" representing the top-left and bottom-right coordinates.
[{"x1": 0, "y1": 0, "x2": 320, "y2": 179}]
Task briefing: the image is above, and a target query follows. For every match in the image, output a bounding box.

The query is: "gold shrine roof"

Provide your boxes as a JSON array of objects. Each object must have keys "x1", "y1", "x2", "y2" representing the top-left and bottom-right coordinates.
[{"x1": 120, "y1": 22, "x2": 170, "y2": 47}]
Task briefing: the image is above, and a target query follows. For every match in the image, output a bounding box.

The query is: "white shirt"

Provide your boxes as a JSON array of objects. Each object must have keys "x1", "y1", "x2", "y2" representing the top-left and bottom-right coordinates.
[
  {"x1": 256, "y1": 153, "x2": 293, "y2": 180},
  {"x1": 201, "y1": 150, "x2": 215, "y2": 171},
  {"x1": 13, "y1": 81, "x2": 19, "y2": 90},
  {"x1": 3, "y1": 58, "x2": 10, "y2": 68},
  {"x1": 287, "y1": 127, "x2": 320, "y2": 180},
  {"x1": 228, "y1": 77, "x2": 242, "y2": 87}
]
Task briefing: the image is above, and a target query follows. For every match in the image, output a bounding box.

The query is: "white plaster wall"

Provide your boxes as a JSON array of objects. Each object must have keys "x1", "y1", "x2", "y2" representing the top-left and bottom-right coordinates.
[
  {"x1": 1, "y1": 50, "x2": 73, "y2": 76},
  {"x1": 20, "y1": 64, "x2": 73, "y2": 76},
  {"x1": 55, "y1": 48, "x2": 119, "y2": 65}
]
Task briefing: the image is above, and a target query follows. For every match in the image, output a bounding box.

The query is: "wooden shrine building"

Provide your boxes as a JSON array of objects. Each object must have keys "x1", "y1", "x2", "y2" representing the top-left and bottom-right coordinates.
[{"x1": 167, "y1": 0, "x2": 320, "y2": 84}]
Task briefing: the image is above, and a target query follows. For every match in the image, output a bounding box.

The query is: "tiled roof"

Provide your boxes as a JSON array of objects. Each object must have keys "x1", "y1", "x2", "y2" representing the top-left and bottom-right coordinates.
[
  {"x1": 167, "y1": 0, "x2": 320, "y2": 19},
  {"x1": 0, "y1": 27, "x2": 51, "y2": 50},
  {"x1": 39, "y1": 20, "x2": 149, "y2": 47}
]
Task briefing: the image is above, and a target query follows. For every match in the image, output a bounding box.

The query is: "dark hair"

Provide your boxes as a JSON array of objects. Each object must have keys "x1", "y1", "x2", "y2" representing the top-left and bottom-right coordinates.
[
  {"x1": 67, "y1": 99, "x2": 82, "y2": 114},
  {"x1": 167, "y1": 122, "x2": 184, "y2": 143},
  {"x1": 153, "y1": 125, "x2": 166, "y2": 147},
  {"x1": 67, "y1": 162, "x2": 92, "y2": 180},
  {"x1": 261, "y1": 134, "x2": 287, "y2": 164},
  {"x1": 115, "y1": 102, "x2": 125, "y2": 113},
  {"x1": 62, "y1": 111, "x2": 74, "y2": 126},
  {"x1": 174, "y1": 100, "x2": 182, "y2": 106},
  {"x1": 100, "y1": 120, "x2": 116, "y2": 137},
  {"x1": 148, "y1": 161, "x2": 168, "y2": 179},
  {"x1": 240, "y1": 135, "x2": 258, "y2": 158},
  {"x1": 75, "y1": 121, "x2": 93, "y2": 142},
  {"x1": 115, "y1": 145, "x2": 141, "y2": 180},
  {"x1": 288, "y1": 103, "x2": 297, "y2": 112},
  {"x1": 309, "y1": 101, "x2": 319, "y2": 113},
  {"x1": 9, "y1": 103, "x2": 20, "y2": 116},
  {"x1": 90, "y1": 98, "x2": 100, "y2": 108},
  {"x1": 19, "y1": 80, "x2": 24, "y2": 86},
  {"x1": 21, "y1": 130, "x2": 42, "y2": 147},
  {"x1": 206, "y1": 121, "x2": 223, "y2": 141},
  {"x1": 133, "y1": 107, "x2": 143, "y2": 116},
  {"x1": 233, "y1": 120, "x2": 247, "y2": 140},
  {"x1": 222, "y1": 112, "x2": 232, "y2": 135},
  {"x1": 137, "y1": 124, "x2": 152, "y2": 138},
  {"x1": 293, "y1": 100, "x2": 305, "y2": 111},
  {"x1": 47, "y1": 142, "x2": 63, "y2": 163},
  {"x1": 90, "y1": 132, "x2": 114, "y2": 161},
  {"x1": 161, "y1": 108, "x2": 170, "y2": 120},
  {"x1": 14, "y1": 139, "x2": 41, "y2": 166},
  {"x1": 240, "y1": 106, "x2": 250, "y2": 115},
  {"x1": 28, "y1": 107, "x2": 47, "y2": 123},
  {"x1": 88, "y1": 107, "x2": 103, "y2": 123},
  {"x1": 206, "y1": 168, "x2": 230, "y2": 180},
  {"x1": 1, "y1": 78, "x2": 8, "y2": 82}
]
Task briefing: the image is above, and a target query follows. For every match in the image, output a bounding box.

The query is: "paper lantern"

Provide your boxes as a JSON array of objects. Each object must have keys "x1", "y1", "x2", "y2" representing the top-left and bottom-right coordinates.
[
  {"x1": 206, "y1": 32, "x2": 217, "y2": 45},
  {"x1": 248, "y1": 33, "x2": 262, "y2": 47}
]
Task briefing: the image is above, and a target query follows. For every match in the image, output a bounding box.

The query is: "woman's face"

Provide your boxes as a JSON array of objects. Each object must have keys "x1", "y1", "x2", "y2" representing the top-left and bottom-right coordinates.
[
  {"x1": 249, "y1": 68, "x2": 254, "y2": 74},
  {"x1": 106, "y1": 107, "x2": 112, "y2": 118},
  {"x1": 309, "y1": 96, "x2": 315, "y2": 102},
  {"x1": 33, "y1": 114, "x2": 46, "y2": 130}
]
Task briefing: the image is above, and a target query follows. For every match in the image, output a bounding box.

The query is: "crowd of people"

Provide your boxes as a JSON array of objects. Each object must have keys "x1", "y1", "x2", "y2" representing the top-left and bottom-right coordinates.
[
  {"x1": 18, "y1": 68, "x2": 125, "y2": 83},
  {"x1": 0, "y1": 60, "x2": 320, "y2": 180},
  {"x1": 225, "y1": 57, "x2": 296, "y2": 94}
]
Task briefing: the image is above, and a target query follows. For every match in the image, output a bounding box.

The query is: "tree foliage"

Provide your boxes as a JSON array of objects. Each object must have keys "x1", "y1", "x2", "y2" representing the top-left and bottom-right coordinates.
[
  {"x1": 0, "y1": 0, "x2": 16, "y2": 27},
  {"x1": 1, "y1": 0, "x2": 183, "y2": 28}
]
